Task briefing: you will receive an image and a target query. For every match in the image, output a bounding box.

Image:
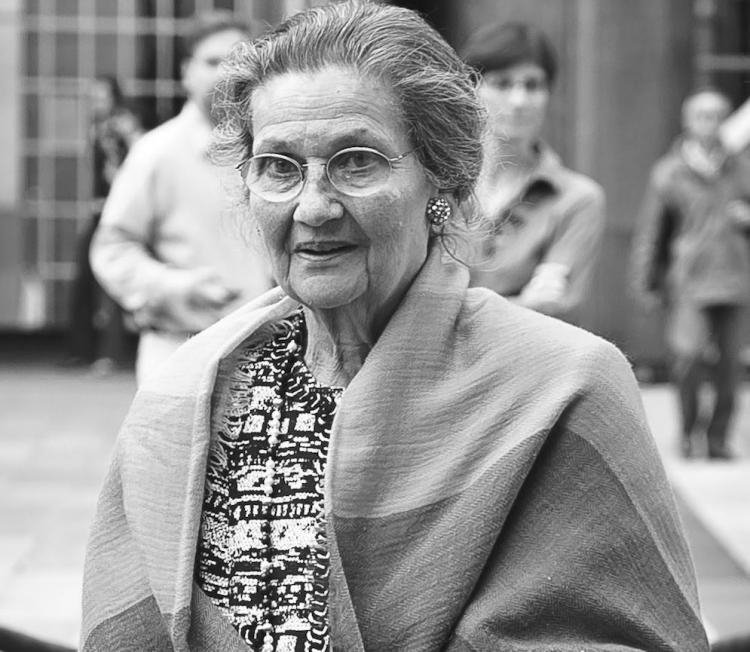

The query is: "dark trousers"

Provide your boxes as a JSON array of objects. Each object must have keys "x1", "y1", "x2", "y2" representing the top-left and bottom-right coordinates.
[
  {"x1": 67, "y1": 211, "x2": 133, "y2": 365},
  {"x1": 673, "y1": 303, "x2": 742, "y2": 452}
]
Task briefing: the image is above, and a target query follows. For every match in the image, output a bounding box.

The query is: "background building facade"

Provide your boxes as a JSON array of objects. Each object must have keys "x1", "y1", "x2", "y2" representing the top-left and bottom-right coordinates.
[
  {"x1": 1, "y1": 0, "x2": 749, "y2": 369},
  {"x1": 1, "y1": 0, "x2": 329, "y2": 331}
]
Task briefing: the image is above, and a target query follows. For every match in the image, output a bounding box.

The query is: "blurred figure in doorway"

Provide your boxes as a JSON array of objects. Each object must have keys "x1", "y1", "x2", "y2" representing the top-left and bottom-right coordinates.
[
  {"x1": 631, "y1": 88, "x2": 750, "y2": 460},
  {"x1": 461, "y1": 22, "x2": 605, "y2": 326},
  {"x1": 65, "y1": 75, "x2": 143, "y2": 372},
  {"x1": 90, "y1": 12, "x2": 273, "y2": 385}
]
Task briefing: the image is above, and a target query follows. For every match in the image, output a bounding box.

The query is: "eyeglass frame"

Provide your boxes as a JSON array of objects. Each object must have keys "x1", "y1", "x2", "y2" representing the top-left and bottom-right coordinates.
[
  {"x1": 235, "y1": 146, "x2": 413, "y2": 202},
  {"x1": 482, "y1": 72, "x2": 549, "y2": 94}
]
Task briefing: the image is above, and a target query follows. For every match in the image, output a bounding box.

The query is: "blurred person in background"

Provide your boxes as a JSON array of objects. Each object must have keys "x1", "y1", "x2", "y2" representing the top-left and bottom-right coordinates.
[
  {"x1": 81, "y1": 3, "x2": 707, "y2": 650},
  {"x1": 462, "y1": 22, "x2": 605, "y2": 325},
  {"x1": 65, "y1": 76, "x2": 142, "y2": 372},
  {"x1": 90, "y1": 12, "x2": 273, "y2": 385},
  {"x1": 631, "y1": 88, "x2": 750, "y2": 460}
]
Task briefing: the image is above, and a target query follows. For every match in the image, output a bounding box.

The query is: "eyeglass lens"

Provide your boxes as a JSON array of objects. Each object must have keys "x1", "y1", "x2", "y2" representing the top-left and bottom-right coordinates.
[
  {"x1": 245, "y1": 147, "x2": 393, "y2": 200},
  {"x1": 485, "y1": 74, "x2": 548, "y2": 93}
]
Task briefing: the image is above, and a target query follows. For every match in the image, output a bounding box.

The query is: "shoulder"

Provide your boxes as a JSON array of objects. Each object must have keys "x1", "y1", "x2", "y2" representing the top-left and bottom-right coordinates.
[
  {"x1": 649, "y1": 149, "x2": 683, "y2": 190},
  {"x1": 550, "y1": 163, "x2": 605, "y2": 209},
  {"x1": 137, "y1": 289, "x2": 295, "y2": 397},
  {"x1": 537, "y1": 146, "x2": 603, "y2": 205},
  {"x1": 456, "y1": 289, "x2": 643, "y2": 460},
  {"x1": 462, "y1": 289, "x2": 648, "y2": 446},
  {"x1": 116, "y1": 115, "x2": 194, "y2": 184},
  {"x1": 124, "y1": 115, "x2": 182, "y2": 160},
  {"x1": 461, "y1": 288, "x2": 631, "y2": 384}
]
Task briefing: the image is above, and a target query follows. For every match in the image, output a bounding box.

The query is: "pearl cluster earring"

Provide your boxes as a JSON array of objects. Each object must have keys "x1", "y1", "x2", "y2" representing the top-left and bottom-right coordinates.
[{"x1": 426, "y1": 196, "x2": 452, "y2": 233}]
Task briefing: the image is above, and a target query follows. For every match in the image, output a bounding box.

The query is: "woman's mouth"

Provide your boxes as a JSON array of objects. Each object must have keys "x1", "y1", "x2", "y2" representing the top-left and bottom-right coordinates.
[{"x1": 293, "y1": 241, "x2": 358, "y2": 260}]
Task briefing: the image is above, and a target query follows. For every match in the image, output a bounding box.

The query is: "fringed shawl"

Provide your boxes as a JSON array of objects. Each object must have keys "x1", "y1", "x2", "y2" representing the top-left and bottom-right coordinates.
[{"x1": 80, "y1": 246, "x2": 709, "y2": 651}]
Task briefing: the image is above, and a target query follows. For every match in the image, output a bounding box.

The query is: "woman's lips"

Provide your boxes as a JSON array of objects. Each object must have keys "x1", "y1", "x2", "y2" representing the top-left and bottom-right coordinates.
[{"x1": 293, "y1": 242, "x2": 358, "y2": 260}]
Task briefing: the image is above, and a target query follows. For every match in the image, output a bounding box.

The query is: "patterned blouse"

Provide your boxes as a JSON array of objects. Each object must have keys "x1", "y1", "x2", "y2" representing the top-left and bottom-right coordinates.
[{"x1": 196, "y1": 312, "x2": 341, "y2": 652}]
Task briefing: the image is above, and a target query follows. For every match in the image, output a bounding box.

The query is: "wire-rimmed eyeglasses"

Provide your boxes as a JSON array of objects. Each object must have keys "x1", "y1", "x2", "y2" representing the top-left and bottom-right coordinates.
[{"x1": 236, "y1": 146, "x2": 412, "y2": 203}]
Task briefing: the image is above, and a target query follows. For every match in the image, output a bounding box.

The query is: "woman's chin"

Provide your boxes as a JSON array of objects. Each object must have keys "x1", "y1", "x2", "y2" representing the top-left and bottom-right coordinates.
[{"x1": 288, "y1": 278, "x2": 367, "y2": 311}]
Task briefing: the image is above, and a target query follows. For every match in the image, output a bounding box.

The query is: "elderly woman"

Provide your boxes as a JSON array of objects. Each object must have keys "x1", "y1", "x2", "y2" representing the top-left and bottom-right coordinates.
[
  {"x1": 80, "y1": 3, "x2": 708, "y2": 651},
  {"x1": 462, "y1": 22, "x2": 605, "y2": 324}
]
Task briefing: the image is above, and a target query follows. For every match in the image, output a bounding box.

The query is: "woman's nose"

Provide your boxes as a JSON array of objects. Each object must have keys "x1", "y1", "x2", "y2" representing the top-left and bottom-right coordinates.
[
  {"x1": 292, "y1": 165, "x2": 343, "y2": 226},
  {"x1": 507, "y1": 84, "x2": 529, "y2": 106}
]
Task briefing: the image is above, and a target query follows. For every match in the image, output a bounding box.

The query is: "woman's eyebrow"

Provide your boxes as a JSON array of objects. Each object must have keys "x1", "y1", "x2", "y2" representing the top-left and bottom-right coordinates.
[
  {"x1": 253, "y1": 137, "x2": 295, "y2": 154},
  {"x1": 254, "y1": 135, "x2": 392, "y2": 159},
  {"x1": 328, "y1": 132, "x2": 384, "y2": 150}
]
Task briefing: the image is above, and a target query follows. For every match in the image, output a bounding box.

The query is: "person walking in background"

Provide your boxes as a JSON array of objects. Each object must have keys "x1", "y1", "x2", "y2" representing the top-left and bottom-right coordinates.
[
  {"x1": 461, "y1": 22, "x2": 605, "y2": 326},
  {"x1": 631, "y1": 88, "x2": 750, "y2": 460},
  {"x1": 90, "y1": 12, "x2": 273, "y2": 385},
  {"x1": 65, "y1": 76, "x2": 142, "y2": 371}
]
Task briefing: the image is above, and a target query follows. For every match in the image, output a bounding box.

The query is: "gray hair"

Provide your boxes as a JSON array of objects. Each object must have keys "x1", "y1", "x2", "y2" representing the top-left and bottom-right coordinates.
[{"x1": 212, "y1": 0, "x2": 485, "y2": 208}]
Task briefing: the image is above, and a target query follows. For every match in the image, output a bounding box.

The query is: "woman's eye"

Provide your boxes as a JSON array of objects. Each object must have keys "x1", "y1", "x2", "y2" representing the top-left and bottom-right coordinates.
[
  {"x1": 485, "y1": 76, "x2": 547, "y2": 93},
  {"x1": 334, "y1": 150, "x2": 379, "y2": 173},
  {"x1": 485, "y1": 76, "x2": 512, "y2": 91},
  {"x1": 524, "y1": 78, "x2": 545, "y2": 92},
  {"x1": 265, "y1": 157, "x2": 298, "y2": 178}
]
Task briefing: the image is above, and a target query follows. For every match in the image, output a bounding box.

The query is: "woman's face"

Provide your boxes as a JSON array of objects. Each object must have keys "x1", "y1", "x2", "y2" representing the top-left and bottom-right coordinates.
[
  {"x1": 478, "y1": 62, "x2": 550, "y2": 143},
  {"x1": 90, "y1": 80, "x2": 115, "y2": 117},
  {"x1": 248, "y1": 67, "x2": 435, "y2": 314}
]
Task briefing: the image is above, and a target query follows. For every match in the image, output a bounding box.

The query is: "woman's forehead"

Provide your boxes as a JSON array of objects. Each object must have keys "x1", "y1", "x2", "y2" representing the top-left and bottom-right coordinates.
[{"x1": 249, "y1": 68, "x2": 407, "y2": 151}]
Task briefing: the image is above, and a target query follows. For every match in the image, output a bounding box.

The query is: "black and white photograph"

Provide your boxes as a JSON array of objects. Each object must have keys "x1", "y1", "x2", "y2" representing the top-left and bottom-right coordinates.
[{"x1": 0, "y1": 1, "x2": 749, "y2": 650}]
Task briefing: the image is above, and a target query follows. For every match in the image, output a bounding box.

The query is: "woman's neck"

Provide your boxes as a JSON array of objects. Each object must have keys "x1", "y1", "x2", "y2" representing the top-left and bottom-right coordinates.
[
  {"x1": 302, "y1": 303, "x2": 380, "y2": 389},
  {"x1": 300, "y1": 250, "x2": 427, "y2": 388},
  {"x1": 476, "y1": 134, "x2": 539, "y2": 217},
  {"x1": 483, "y1": 133, "x2": 538, "y2": 178}
]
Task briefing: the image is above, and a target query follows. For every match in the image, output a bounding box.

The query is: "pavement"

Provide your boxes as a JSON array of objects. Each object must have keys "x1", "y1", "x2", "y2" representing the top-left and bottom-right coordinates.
[
  {"x1": 0, "y1": 361, "x2": 749, "y2": 648},
  {"x1": 641, "y1": 386, "x2": 750, "y2": 644}
]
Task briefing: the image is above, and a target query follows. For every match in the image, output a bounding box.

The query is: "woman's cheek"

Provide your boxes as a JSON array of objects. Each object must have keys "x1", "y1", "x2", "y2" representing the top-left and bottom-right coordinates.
[{"x1": 254, "y1": 205, "x2": 289, "y2": 256}]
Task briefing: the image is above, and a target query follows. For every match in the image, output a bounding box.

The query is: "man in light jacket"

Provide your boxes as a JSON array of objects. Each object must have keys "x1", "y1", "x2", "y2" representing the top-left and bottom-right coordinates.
[{"x1": 91, "y1": 12, "x2": 272, "y2": 384}]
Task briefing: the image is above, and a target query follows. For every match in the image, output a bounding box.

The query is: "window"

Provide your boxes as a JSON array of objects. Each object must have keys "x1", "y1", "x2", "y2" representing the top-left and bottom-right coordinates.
[{"x1": 19, "y1": 0, "x2": 314, "y2": 326}]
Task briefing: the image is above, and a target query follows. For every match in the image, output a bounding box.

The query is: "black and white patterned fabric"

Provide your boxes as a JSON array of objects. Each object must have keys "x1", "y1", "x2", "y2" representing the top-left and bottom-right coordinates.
[{"x1": 196, "y1": 311, "x2": 340, "y2": 652}]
